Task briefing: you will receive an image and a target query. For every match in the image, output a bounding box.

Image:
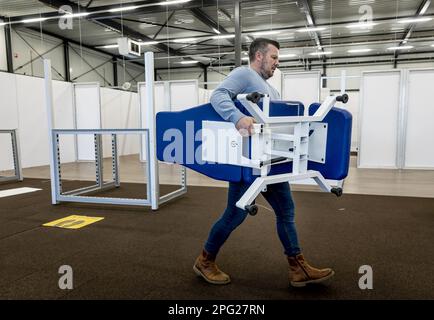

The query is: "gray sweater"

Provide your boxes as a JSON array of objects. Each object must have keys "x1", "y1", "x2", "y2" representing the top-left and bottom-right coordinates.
[{"x1": 210, "y1": 67, "x2": 280, "y2": 125}]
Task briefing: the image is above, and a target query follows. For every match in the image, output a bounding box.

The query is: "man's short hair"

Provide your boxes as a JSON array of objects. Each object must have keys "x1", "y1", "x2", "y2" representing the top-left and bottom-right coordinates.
[{"x1": 249, "y1": 38, "x2": 280, "y2": 62}]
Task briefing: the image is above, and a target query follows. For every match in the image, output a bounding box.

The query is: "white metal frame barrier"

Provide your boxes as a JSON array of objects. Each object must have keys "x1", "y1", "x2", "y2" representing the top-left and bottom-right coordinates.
[
  {"x1": 0, "y1": 129, "x2": 23, "y2": 183},
  {"x1": 44, "y1": 52, "x2": 186, "y2": 210}
]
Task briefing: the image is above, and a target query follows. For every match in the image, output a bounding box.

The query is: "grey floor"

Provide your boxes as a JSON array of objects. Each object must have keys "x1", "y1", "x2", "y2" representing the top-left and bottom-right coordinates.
[{"x1": 9, "y1": 154, "x2": 434, "y2": 199}]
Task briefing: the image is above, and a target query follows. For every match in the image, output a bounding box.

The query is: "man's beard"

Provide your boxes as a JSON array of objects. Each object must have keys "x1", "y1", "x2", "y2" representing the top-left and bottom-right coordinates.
[{"x1": 259, "y1": 61, "x2": 272, "y2": 79}]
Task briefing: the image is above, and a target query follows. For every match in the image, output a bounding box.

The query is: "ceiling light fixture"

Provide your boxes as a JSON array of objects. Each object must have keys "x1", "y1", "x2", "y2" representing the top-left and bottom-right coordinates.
[
  {"x1": 61, "y1": 12, "x2": 90, "y2": 18},
  {"x1": 108, "y1": 6, "x2": 138, "y2": 13},
  {"x1": 179, "y1": 60, "x2": 198, "y2": 64},
  {"x1": 346, "y1": 22, "x2": 377, "y2": 29},
  {"x1": 158, "y1": 0, "x2": 192, "y2": 5},
  {"x1": 398, "y1": 17, "x2": 432, "y2": 23},
  {"x1": 279, "y1": 53, "x2": 297, "y2": 58},
  {"x1": 309, "y1": 51, "x2": 332, "y2": 56},
  {"x1": 387, "y1": 45, "x2": 414, "y2": 50},
  {"x1": 348, "y1": 48, "x2": 373, "y2": 53},
  {"x1": 97, "y1": 44, "x2": 119, "y2": 49},
  {"x1": 212, "y1": 34, "x2": 235, "y2": 40},
  {"x1": 251, "y1": 30, "x2": 281, "y2": 36},
  {"x1": 297, "y1": 27, "x2": 326, "y2": 32},
  {"x1": 22, "y1": 17, "x2": 48, "y2": 23},
  {"x1": 212, "y1": 28, "x2": 221, "y2": 34},
  {"x1": 419, "y1": 1, "x2": 431, "y2": 15}
]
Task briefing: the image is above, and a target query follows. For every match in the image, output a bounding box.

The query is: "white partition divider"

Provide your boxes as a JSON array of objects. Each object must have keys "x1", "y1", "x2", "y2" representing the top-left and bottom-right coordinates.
[
  {"x1": 52, "y1": 81, "x2": 75, "y2": 164},
  {"x1": 17, "y1": 74, "x2": 50, "y2": 168},
  {"x1": 73, "y1": 83, "x2": 101, "y2": 161},
  {"x1": 282, "y1": 71, "x2": 321, "y2": 115},
  {"x1": 169, "y1": 80, "x2": 199, "y2": 112},
  {"x1": 139, "y1": 80, "x2": 198, "y2": 161},
  {"x1": 0, "y1": 72, "x2": 19, "y2": 171},
  {"x1": 358, "y1": 70, "x2": 403, "y2": 168},
  {"x1": 267, "y1": 67, "x2": 282, "y2": 97},
  {"x1": 403, "y1": 68, "x2": 434, "y2": 169}
]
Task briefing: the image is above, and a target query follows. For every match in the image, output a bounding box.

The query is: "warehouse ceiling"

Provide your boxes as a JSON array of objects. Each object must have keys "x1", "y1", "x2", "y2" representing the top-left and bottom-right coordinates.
[{"x1": 1, "y1": 0, "x2": 434, "y2": 69}]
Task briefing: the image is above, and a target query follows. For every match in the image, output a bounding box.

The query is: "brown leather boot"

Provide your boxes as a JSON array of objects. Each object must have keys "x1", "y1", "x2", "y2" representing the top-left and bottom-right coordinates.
[
  {"x1": 287, "y1": 253, "x2": 334, "y2": 287},
  {"x1": 193, "y1": 249, "x2": 231, "y2": 285}
]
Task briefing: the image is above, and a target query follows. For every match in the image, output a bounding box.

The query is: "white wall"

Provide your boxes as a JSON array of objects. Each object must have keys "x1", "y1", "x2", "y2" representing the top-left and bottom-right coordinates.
[
  {"x1": 11, "y1": 28, "x2": 65, "y2": 81},
  {"x1": 69, "y1": 43, "x2": 113, "y2": 86},
  {"x1": 100, "y1": 87, "x2": 140, "y2": 158},
  {"x1": 0, "y1": 72, "x2": 19, "y2": 170},
  {"x1": 0, "y1": 24, "x2": 7, "y2": 71},
  {"x1": 0, "y1": 71, "x2": 143, "y2": 171}
]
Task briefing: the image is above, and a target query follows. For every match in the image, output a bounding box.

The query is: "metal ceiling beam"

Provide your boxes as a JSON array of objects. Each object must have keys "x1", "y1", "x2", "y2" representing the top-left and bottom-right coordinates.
[
  {"x1": 8, "y1": 0, "x2": 258, "y2": 22},
  {"x1": 400, "y1": 0, "x2": 431, "y2": 45},
  {"x1": 117, "y1": 18, "x2": 215, "y2": 35},
  {"x1": 36, "y1": 0, "x2": 178, "y2": 55},
  {"x1": 25, "y1": 26, "x2": 145, "y2": 68},
  {"x1": 298, "y1": 0, "x2": 323, "y2": 50},
  {"x1": 189, "y1": 8, "x2": 229, "y2": 34},
  {"x1": 395, "y1": 0, "x2": 431, "y2": 67},
  {"x1": 93, "y1": 18, "x2": 178, "y2": 55}
]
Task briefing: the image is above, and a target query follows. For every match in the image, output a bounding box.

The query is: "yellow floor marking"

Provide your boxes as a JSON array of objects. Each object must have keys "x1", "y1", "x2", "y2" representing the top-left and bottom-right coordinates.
[{"x1": 43, "y1": 215, "x2": 104, "y2": 229}]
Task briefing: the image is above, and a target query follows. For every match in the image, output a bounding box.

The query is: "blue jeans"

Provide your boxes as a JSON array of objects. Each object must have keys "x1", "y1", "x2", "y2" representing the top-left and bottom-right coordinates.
[{"x1": 204, "y1": 181, "x2": 301, "y2": 257}]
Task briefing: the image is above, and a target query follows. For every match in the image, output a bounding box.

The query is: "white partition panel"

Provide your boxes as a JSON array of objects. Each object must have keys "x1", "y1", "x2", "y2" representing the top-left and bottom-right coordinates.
[
  {"x1": 52, "y1": 81, "x2": 75, "y2": 163},
  {"x1": 120, "y1": 91, "x2": 140, "y2": 156},
  {"x1": 345, "y1": 91, "x2": 360, "y2": 152},
  {"x1": 0, "y1": 72, "x2": 19, "y2": 170},
  {"x1": 404, "y1": 69, "x2": 434, "y2": 169},
  {"x1": 267, "y1": 67, "x2": 282, "y2": 97},
  {"x1": 282, "y1": 71, "x2": 320, "y2": 113},
  {"x1": 74, "y1": 83, "x2": 101, "y2": 161},
  {"x1": 16, "y1": 75, "x2": 49, "y2": 168},
  {"x1": 138, "y1": 82, "x2": 165, "y2": 161},
  {"x1": 169, "y1": 80, "x2": 199, "y2": 112},
  {"x1": 358, "y1": 70, "x2": 402, "y2": 168}
]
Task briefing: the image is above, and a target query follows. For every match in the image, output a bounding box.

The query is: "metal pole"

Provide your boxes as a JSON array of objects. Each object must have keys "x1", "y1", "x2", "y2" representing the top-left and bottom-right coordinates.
[
  {"x1": 5, "y1": 24, "x2": 13, "y2": 73},
  {"x1": 234, "y1": 1, "x2": 242, "y2": 67},
  {"x1": 145, "y1": 51, "x2": 159, "y2": 210},
  {"x1": 63, "y1": 40, "x2": 71, "y2": 82},
  {"x1": 203, "y1": 65, "x2": 208, "y2": 89},
  {"x1": 44, "y1": 59, "x2": 58, "y2": 204},
  {"x1": 112, "y1": 57, "x2": 118, "y2": 87}
]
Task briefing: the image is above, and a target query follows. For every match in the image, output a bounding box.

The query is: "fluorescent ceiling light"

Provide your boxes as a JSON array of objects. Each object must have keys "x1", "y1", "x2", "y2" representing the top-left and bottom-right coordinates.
[
  {"x1": 22, "y1": 17, "x2": 48, "y2": 23},
  {"x1": 387, "y1": 46, "x2": 414, "y2": 50},
  {"x1": 139, "y1": 41, "x2": 159, "y2": 45},
  {"x1": 309, "y1": 51, "x2": 332, "y2": 56},
  {"x1": 279, "y1": 53, "x2": 297, "y2": 58},
  {"x1": 98, "y1": 44, "x2": 119, "y2": 49},
  {"x1": 173, "y1": 37, "x2": 198, "y2": 42},
  {"x1": 108, "y1": 5, "x2": 138, "y2": 12},
  {"x1": 297, "y1": 27, "x2": 326, "y2": 32},
  {"x1": 212, "y1": 34, "x2": 235, "y2": 40},
  {"x1": 251, "y1": 30, "x2": 281, "y2": 36},
  {"x1": 431, "y1": 44, "x2": 434, "y2": 47},
  {"x1": 398, "y1": 17, "x2": 432, "y2": 23},
  {"x1": 242, "y1": 57, "x2": 250, "y2": 60},
  {"x1": 346, "y1": 22, "x2": 377, "y2": 29},
  {"x1": 212, "y1": 28, "x2": 221, "y2": 34},
  {"x1": 419, "y1": 1, "x2": 431, "y2": 15},
  {"x1": 0, "y1": 22, "x2": 6, "y2": 27},
  {"x1": 158, "y1": 0, "x2": 191, "y2": 5},
  {"x1": 61, "y1": 12, "x2": 90, "y2": 18},
  {"x1": 348, "y1": 48, "x2": 373, "y2": 53},
  {"x1": 179, "y1": 60, "x2": 198, "y2": 64}
]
